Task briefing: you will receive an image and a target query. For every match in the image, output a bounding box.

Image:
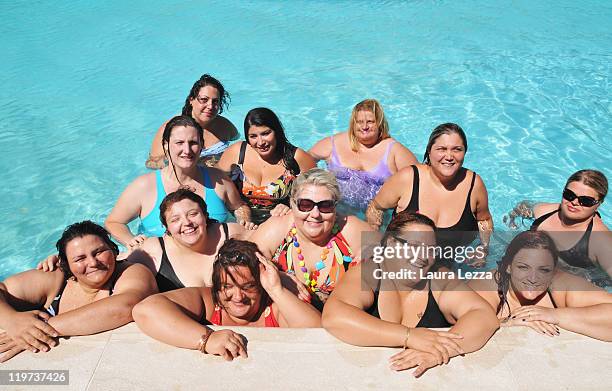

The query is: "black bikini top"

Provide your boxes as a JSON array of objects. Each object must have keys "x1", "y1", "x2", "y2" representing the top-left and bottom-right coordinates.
[{"x1": 156, "y1": 223, "x2": 228, "y2": 292}]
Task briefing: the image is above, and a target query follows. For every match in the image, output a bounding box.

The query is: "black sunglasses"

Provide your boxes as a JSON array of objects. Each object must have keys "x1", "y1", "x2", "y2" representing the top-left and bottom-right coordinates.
[
  {"x1": 296, "y1": 199, "x2": 337, "y2": 213},
  {"x1": 562, "y1": 188, "x2": 600, "y2": 207}
]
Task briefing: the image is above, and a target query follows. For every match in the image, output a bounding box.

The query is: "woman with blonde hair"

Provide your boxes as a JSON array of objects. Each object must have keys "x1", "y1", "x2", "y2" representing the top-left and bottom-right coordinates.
[{"x1": 309, "y1": 99, "x2": 417, "y2": 213}]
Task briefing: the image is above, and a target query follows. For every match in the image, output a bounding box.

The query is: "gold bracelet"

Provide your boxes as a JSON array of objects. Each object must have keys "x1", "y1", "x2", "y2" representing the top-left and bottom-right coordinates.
[
  {"x1": 197, "y1": 329, "x2": 214, "y2": 354},
  {"x1": 403, "y1": 327, "x2": 412, "y2": 349}
]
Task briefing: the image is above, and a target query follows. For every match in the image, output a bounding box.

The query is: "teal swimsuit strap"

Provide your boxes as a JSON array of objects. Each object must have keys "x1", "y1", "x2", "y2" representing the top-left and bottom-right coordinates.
[{"x1": 140, "y1": 170, "x2": 166, "y2": 227}]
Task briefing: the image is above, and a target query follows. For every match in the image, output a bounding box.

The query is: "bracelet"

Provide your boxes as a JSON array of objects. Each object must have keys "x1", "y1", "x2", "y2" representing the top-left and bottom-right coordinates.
[
  {"x1": 403, "y1": 327, "x2": 412, "y2": 349},
  {"x1": 197, "y1": 329, "x2": 214, "y2": 354}
]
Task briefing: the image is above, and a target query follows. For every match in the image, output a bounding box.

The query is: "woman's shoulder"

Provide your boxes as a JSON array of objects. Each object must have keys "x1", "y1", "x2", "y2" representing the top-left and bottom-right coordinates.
[
  {"x1": 130, "y1": 171, "x2": 157, "y2": 189},
  {"x1": 533, "y1": 202, "x2": 559, "y2": 219}
]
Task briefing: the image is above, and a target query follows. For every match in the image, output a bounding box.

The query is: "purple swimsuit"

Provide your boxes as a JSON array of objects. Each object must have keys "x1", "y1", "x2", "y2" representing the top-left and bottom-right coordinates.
[{"x1": 327, "y1": 136, "x2": 395, "y2": 211}]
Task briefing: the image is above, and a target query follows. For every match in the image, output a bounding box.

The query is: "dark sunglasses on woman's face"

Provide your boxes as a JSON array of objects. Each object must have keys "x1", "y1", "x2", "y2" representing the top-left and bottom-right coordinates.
[
  {"x1": 562, "y1": 188, "x2": 600, "y2": 207},
  {"x1": 296, "y1": 199, "x2": 337, "y2": 213}
]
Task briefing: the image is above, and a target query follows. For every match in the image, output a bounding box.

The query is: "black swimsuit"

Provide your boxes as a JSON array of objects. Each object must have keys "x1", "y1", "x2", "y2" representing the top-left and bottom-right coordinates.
[
  {"x1": 531, "y1": 210, "x2": 596, "y2": 269},
  {"x1": 155, "y1": 223, "x2": 228, "y2": 292},
  {"x1": 46, "y1": 272, "x2": 118, "y2": 316},
  {"x1": 404, "y1": 165, "x2": 478, "y2": 255},
  {"x1": 367, "y1": 277, "x2": 452, "y2": 328}
]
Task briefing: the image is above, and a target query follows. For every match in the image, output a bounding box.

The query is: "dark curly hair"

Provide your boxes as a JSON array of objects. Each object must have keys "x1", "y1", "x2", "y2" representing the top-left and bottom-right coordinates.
[
  {"x1": 211, "y1": 239, "x2": 270, "y2": 313},
  {"x1": 494, "y1": 231, "x2": 558, "y2": 317},
  {"x1": 56, "y1": 221, "x2": 119, "y2": 278},
  {"x1": 181, "y1": 74, "x2": 230, "y2": 117}
]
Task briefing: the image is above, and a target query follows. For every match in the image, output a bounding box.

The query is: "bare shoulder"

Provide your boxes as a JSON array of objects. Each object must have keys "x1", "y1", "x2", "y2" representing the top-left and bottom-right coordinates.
[
  {"x1": 550, "y1": 269, "x2": 598, "y2": 291},
  {"x1": 223, "y1": 140, "x2": 243, "y2": 155},
  {"x1": 533, "y1": 202, "x2": 559, "y2": 219},
  {"x1": 250, "y1": 215, "x2": 293, "y2": 254},
  {"x1": 129, "y1": 171, "x2": 156, "y2": 190},
  {"x1": 471, "y1": 172, "x2": 487, "y2": 190},
  {"x1": 344, "y1": 214, "x2": 373, "y2": 233},
  {"x1": 294, "y1": 148, "x2": 316, "y2": 169},
  {"x1": 592, "y1": 216, "x2": 610, "y2": 232},
  {"x1": 308, "y1": 136, "x2": 333, "y2": 160}
]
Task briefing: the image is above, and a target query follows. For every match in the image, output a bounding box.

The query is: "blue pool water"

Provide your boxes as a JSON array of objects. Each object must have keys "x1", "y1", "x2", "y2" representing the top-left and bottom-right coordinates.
[{"x1": 1, "y1": 1, "x2": 611, "y2": 280}]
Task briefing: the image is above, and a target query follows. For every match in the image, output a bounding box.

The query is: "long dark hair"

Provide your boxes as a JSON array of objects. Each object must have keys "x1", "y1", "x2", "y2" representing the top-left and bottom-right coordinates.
[
  {"x1": 162, "y1": 115, "x2": 203, "y2": 184},
  {"x1": 181, "y1": 74, "x2": 230, "y2": 117},
  {"x1": 494, "y1": 231, "x2": 558, "y2": 317},
  {"x1": 211, "y1": 239, "x2": 270, "y2": 312},
  {"x1": 56, "y1": 221, "x2": 119, "y2": 278},
  {"x1": 243, "y1": 107, "x2": 300, "y2": 176},
  {"x1": 423, "y1": 123, "x2": 468, "y2": 165}
]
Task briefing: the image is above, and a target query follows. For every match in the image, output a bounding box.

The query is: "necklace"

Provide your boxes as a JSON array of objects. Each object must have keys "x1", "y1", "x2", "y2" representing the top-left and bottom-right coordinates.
[{"x1": 287, "y1": 224, "x2": 352, "y2": 292}]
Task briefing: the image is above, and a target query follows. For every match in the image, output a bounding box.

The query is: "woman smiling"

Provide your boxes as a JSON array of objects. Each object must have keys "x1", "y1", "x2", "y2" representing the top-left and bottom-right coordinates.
[{"x1": 0, "y1": 221, "x2": 157, "y2": 362}]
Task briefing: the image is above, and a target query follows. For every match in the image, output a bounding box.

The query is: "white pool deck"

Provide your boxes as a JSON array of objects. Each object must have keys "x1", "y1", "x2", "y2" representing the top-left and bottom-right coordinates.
[{"x1": 1, "y1": 323, "x2": 610, "y2": 390}]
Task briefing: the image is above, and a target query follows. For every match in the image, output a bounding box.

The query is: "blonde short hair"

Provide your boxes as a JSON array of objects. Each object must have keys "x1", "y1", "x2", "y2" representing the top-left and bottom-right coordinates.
[
  {"x1": 348, "y1": 99, "x2": 390, "y2": 152},
  {"x1": 290, "y1": 168, "x2": 341, "y2": 203}
]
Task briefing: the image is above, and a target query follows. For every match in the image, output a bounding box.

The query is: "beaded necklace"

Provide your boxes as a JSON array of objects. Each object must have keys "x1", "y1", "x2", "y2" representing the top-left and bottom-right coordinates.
[{"x1": 285, "y1": 224, "x2": 353, "y2": 292}]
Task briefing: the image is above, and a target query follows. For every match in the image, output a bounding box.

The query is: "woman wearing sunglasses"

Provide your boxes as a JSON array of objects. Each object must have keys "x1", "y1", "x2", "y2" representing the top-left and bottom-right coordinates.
[
  {"x1": 507, "y1": 169, "x2": 611, "y2": 282},
  {"x1": 248, "y1": 168, "x2": 373, "y2": 309},
  {"x1": 322, "y1": 211, "x2": 499, "y2": 378},
  {"x1": 132, "y1": 239, "x2": 321, "y2": 361},
  {"x1": 469, "y1": 230, "x2": 612, "y2": 341},
  {"x1": 146, "y1": 74, "x2": 239, "y2": 169}
]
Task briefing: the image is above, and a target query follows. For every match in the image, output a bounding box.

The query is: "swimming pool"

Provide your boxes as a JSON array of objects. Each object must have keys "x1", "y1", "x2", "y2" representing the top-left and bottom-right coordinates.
[{"x1": 1, "y1": 0, "x2": 610, "y2": 280}]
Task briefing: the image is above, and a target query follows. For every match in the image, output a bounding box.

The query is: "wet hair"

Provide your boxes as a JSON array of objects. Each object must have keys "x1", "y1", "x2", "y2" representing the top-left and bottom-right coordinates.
[
  {"x1": 181, "y1": 74, "x2": 230, "y2": 117},
  {"x1": 244, "y1": 107, "x2": 300, "y2": 175},
  {"x1": 161, "y1": 115, "x2": 203, "y2": 184},
  {"x1": 211, "y1": 239, "x2": 270, "y2": 311},
  {"x1": 56, "y1": 221, "x2": 119, "y2": 279},
  {"x1": 423, "y1": 123, "x2": 468, "y2": 165},
  {"x1": 348, "y1": 99, "x2": 390, "y2": 151},
  {"x1": 494, "y1": 231, "x2": 558, "y2": 317},
  {"x1": 565, "y1": 169, "x2": 608, "y2": 202},
  {"x1": 290, "y1": 168, "x2": 341, "y2": 203},
  {"x1": 159, "y1": 189, "x2": 209, "y2": 231},
  {"x1": 385, "y1": 210, "x2": 436, "y2": 235}
]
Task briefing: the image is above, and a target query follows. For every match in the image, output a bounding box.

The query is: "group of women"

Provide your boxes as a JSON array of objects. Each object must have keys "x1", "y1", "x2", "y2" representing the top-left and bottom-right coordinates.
[{"x1": 1, "y1": 73, "x2": 611, "y2": 377}]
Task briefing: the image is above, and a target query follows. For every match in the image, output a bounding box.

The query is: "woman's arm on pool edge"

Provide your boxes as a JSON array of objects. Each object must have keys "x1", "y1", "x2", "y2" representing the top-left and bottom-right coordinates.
[
  {"x1": 438, "y1": 279, "x2": 500, "y2": 354},
  {"x1": 322, "y1": 265, "x2": 407, "y2": 346},
  {"x1": 132, "y1": 287, "x2": 212, "y2": 348},
  {"x1": 0, "y1": 270, "x2": 63, "y2": 355},
  {"x1": 46, "y1": 263, "x2": 157, "y2": 337},
  {"x1": 132, "y1": 287, "x2": 248, "y2": 358},
  {"x1": 514, "y1": 272, "x2": 612, "y2": 341}
]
